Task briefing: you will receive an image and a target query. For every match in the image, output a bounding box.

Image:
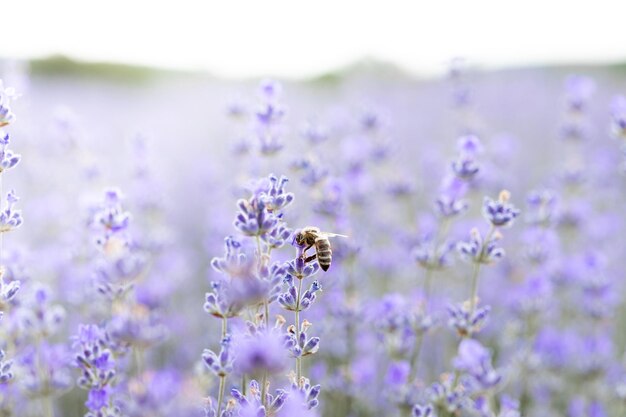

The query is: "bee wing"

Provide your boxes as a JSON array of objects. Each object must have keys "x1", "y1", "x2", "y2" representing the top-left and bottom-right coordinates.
[{"x1": 321, "y1": 232, "x2": 349, "y2": 238}]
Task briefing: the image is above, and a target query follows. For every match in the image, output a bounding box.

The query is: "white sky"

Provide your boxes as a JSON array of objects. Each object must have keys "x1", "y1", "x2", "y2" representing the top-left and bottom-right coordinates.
[{"x1": 2, "y1": 0, "x2": 625, "y2": 79}]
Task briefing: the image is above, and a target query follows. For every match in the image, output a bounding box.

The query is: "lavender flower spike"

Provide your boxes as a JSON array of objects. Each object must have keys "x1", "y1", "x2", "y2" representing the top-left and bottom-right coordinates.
[{"x1": 0, "y1": 190, "x2": 23, "y2": 232}]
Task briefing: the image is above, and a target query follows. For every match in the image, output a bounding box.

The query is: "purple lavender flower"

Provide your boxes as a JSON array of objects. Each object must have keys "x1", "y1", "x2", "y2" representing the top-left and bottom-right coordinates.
[
  {"x1": 0, "y1": 349, "x2": 13, "y2": 384},
  {"x1": 457, "y1": 228, "x2": 505, "y2": 264},
  {"x1": 289, "y1": 376, "x2": 321, "y2": 410},
  {"x1": 428, "y1": 375, "x2": 472, "y2": 414},
  {"x1": 254, "y1": 80, "x2": 286, "y2": 155},
  {"x1": 300, "y1": 121, "x2": 329, "y2": 145},
  {"x1": 412, "y1": 223, "x2": 457, "y2": 271},
  {"x1": 525, "y1": 189, "x2": 557, "y2": 227},
  {"x1": 610, "y1": 95, "x2": 626, "y2": 140},
  {"x1": 453, "y1": 339, "x2": 502, "y2": 391},
  {"x1": 0, "y1": 80, "x2": 17, "y2": 127},
  {"x1": 234, "y1": 329, "x2": 289, "y2": 376},
  {"x1": 278, "y1": 277, "x2": 321, "y2": 312},
  {"x1": 284, "y1": 319, "x2": 320, "y2": 359},
  {"x1": 451, "y1": 135, "x2": 482, "y2": 181},
  {"x1": 564, "y1": 75, "x2": 595, "y2": 113},
  {"x1": 0, "y1": 132, "x2": 20, "y2": 173},
  {"x1": 202, "y1": 335, "x2": 234, "y2": 377},
  {"x1": 19, "y1": 342, "x2": 73, "y2": 398},
  {"x1": 0, "y1": 273, "x2": 20, "y2": 309},
  {"x1": 231, "y1": 379, "x2": 288, "y2": 417},
  {"x1": 482, "y1": 190, "x2": 520, "y2": 228},
  {"x1": 72, "y1": 324, "x2": 117, "y2": 390},
  {"x1": 447, "y1": 302, "x2": 491, "y2": 337},
  {"x1": 210, "y1": 237, "x2": 252, "y2": 278},
  {"x1": 0, "y1": 190, "x2": 23, "y2": 233},
  {"x1": 234, "y1": 175, "x2": 293, "y2": 237},
  {"x1": 92, "y1": 189, "x2": 131, "y2": 257},
  {"x1": 412, "y1": 404, "x2": 434, "y2": 417}
]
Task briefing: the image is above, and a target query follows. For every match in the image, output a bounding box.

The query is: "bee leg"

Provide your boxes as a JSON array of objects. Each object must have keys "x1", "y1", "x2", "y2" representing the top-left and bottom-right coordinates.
[
  {"x1": 300, "y1": 244, "x2": 314, "y2": 259},
  {"x1": 304, "y1": 253, "x2": 317, "y2": 263}
]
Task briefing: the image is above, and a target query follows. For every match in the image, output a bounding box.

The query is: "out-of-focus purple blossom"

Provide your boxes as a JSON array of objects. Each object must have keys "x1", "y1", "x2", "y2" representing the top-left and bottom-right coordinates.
[
  {"x1": 211, "y1": 236, "x2": 252, "y2": 279},
  {"x1": 428, "y1": 375, "x2": 472, "y2": 414},
  {"x1": 254, "y1": 80, "x2": 286, "y2": 155},
  {"x1": 72, "y1": 324, "x2": 117, "y2": 389},
  {"x1": 312, "y1": 179, "x2": 346, "y2": 218},
  {"x1": 0, "y1": 190, "x2": 23, "y2": 233},
  {"x1": 94, "y1": 250, "x2": 148, "y2": 299},
  {"x1": 457, "y1": 228, "x2": 505, "y2": 264},
  {"x1": 204, "y1": 280, "x2": 250, "y2": 319},
  {"x1": 521, "y1": 228, "x2": 559, "y2": 265},
  {"x1": 387, "y1": 178, "x2": 415, "y2": 199},
  {"x1": 263, "y1": 175, "x2": 294, "y2": 213},
  {"x1": 0, "y1": 132, "x2": 20, "y2": 173},
  {"x1": 234, "y1": 175, "x2": 293, "y2": 237},
  {"x1": 0, "y1": 80, "x2": 17, "y2": 127},
  {"x1": 0, "y1": 349, "x2": 14, "y2": 384},
  {"x1": 451, "y1": 135, "x2": 483, "y2": 181},
  {"x1": 231, "y1": 379, "x2": 288, "y2": 416},
  {"x1": 498, "y1": 396, "x2": 521, "y2": 417},
  {"x1": 301, "y1": 121, "x2": 329, "y2": 145},
  {"x1": 482, "y1": 190, "x2": 520, "y2": 228},
  {"x1": 448, "y1": 57, "x2": 473, "y2": 108},
  {"x1": 610, "y1": 95, "x2": 626, "y2": 140},
  {"x1": 234, "y1": 329, "x2": 289, "y2": 376},
  {"x1": 203, "y1": 335, "x2": 233, "y2": 377},
  {"x1": 277, "y1": 389, "x2": 319, "y2": 417},
  {"x1": 448, "y1": 302, "x2": 491, "y2": 337},
  {"x1": 92, "y1": 189, "x2": 131, "y2": 256},
  {"x1": 564, "y1": 75, "x2": 595, "y2": 113},
  {"x1": 125, "y1": 370, "x2": 182, "y2": 417},
  {"x1": 263, "y1": 222, "x2": 292, "y2": 249},
  {"x1": 412, "y1": 236, "x2": 456, "y2": 270},
  {"x1": 525, "y1": 189, "x2": 557, "y2": 227},
  {"x1": 107, "y1": 302, "x2": 167, "y2": 348},
  {"x1": 580, "y1": 274, "x2": 615, "y2": 319},
  {"x1": 412, "y1": 403, "x2": 434, "y2": 417},
  {"x1": 0, "y1": 272, "x2": 20, "y2": 310},
  {"x1": 16, "y1": 286, "x2": 66, "y2": 338},
  {"x1": 385, "y1": 361, "x2": 409, "y2": 386},
  {"x1": 434, "y1": 194, "x2": 468, "y2": 218},
  {"x1": 511, "y1": 273, "x2": 553, "y2": 316},
  {"x1": 453, "y1": 339, "x2": 502, "y2": 391},
  {"x1": 19, "y1": 342, "x2": 73, "y2": 397},
  {"x1": 289, "y1": 376, "x2": 321, "y2": 410}
]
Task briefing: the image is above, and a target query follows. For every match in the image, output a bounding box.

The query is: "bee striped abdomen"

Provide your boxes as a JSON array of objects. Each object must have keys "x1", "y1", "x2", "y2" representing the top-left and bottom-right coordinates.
[{"x1": 315, "y1": 238, "x2": 332, "y2": 271}]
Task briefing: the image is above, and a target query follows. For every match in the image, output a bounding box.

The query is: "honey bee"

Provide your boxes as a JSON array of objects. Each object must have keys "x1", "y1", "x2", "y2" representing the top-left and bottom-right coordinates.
[{"x1": 294, "y1": 226, "x2": 348, "y2": 271}]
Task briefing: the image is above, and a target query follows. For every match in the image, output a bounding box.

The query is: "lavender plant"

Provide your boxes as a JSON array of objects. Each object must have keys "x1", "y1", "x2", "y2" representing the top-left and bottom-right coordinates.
[{"x1": 0, "y1": 61, "x2": 625, "y2": 417}]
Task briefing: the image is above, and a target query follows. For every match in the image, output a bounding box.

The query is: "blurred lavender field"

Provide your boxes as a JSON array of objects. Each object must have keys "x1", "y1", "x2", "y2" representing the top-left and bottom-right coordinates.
[{"x1": 1, "y1": 57, "x2": 626, "y2": 417}]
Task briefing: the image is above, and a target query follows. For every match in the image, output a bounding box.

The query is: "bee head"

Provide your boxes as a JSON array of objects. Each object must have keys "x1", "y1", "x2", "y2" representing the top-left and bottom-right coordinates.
[{"x1": 293, "y1": 229, "x2": 305, "y2": 246}]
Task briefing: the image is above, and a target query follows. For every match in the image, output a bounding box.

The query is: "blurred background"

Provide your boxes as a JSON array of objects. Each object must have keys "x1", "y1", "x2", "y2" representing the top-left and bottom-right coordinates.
[
  {"x1": 1, "y1": 2, "x2": 626, "y2": 417},
  {"x1": 3, "y1": 0, "x2": 626, "y2": 79}
]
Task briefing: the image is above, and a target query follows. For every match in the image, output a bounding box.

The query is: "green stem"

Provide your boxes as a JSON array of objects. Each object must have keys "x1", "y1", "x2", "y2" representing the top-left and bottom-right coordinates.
[
  {"x1": 467, "y1": 261, "x2": 482, "y2": 320},
  {"x1": 261, "y1": 373, "x2": 268, "y2": 409},
  {"x1": 406, "y1": 267, "x2": 433, "y2": 388},
  {"x1": 295, "y1": 277, "x2": 303, "y2": 386},
  {"x1": 423, "y1": 268, "x2": 434, "y2": 307},
  {"x1": 217, "y1": 374, "x2": 226, "y2": 417},
  {"x1": 42, "y1": 395, "x2": 53, "y2": 417},
  {"x1": 406, "y1": 333, "x2": 425, "y2": 388},
  {"x1": 217, "y1": 317, "x2": 228, "y2": 417},
  {"x1": 221, "y1": 316, "x2": 227, "y2": 339},
  {"x1": 468, "y1": 225, "x2": 495, "y2": 321},
  {"x1": 133, "y1": 347, "x2": 144, "y2": 380}
]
